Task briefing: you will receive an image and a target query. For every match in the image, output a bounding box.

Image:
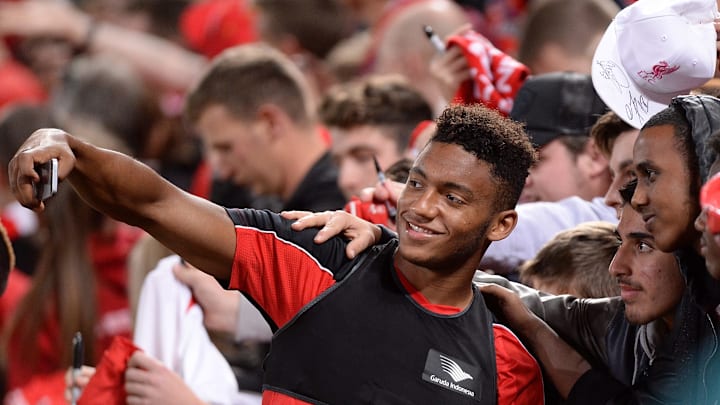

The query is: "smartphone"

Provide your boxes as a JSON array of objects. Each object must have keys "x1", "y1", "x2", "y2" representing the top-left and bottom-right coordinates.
[
  {"x1": 72, "y1": 331, "x2": 83, "y2": 370},
  {"x1": 34, "y1": 158, "x2": 58, "y2": 201}
]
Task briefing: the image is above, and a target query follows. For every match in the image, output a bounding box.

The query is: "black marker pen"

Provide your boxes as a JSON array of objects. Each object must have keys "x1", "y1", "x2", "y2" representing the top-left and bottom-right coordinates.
[
  {"x1": 373, "y1": 156, "x2": 397, "y2": 221},
  {"x1": 423, "y1": 25, "x2": 445, "y2": 53},
  {"x1": 71, "y1": 332, "x2": 83, "y2": 405}
]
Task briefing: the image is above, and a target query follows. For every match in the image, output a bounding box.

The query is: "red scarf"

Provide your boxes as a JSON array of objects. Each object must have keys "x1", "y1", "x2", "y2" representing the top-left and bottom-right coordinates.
[
  {"x1": 78, "y1": 336, "x2": 140, "y2": 405},
  {"x1": 447, "y1": 30, "x2": 530, "y2": 116}
]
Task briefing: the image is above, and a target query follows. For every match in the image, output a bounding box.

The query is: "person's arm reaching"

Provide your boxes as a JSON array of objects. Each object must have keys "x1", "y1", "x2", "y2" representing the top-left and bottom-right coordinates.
[
  {"x1": 0, "y1": 1, "x2": 206, "y2": 91},
  {"x1": 171, "y1": 263, "x2": 241, "y2": 334},
  {"x1": 282, "y1": 210, "x2": 386, "y2": 259},
  {"x1": 479, "y1": 283, "x2": 592, "y2": 399},
  {"x1": 9, "y1": 129, "x2": 236, "y2": 280},
  {"x1": 429, "y1": 42, "x2": 471, "y2": 104}
]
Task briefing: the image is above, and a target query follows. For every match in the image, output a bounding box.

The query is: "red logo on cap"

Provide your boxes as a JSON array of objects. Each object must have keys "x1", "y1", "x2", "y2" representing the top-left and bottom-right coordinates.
[{"x1": 637, "y1": 61, "x2": 680, "y2": 84}]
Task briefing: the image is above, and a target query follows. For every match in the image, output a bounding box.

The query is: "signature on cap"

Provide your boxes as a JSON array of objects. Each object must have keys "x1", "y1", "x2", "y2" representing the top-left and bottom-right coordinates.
[
  {"x1": 596, "y1": 59, "x2": 650, "y2": 125},
  {"x1": 625, "y1": 92, "x2": 650, "y2": 124},
  {"x1": 596, "y1": 60, "x2": 629, "y2": 93}
]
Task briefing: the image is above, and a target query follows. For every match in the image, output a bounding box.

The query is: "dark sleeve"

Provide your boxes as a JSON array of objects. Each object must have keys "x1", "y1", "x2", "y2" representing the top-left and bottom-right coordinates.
[
  {"x1": 473, "y1": 272, "x2": 617, "y2": 368},
  {"x1": 538, "y1": 296, "x2": 622, "y2": 368},
  {"x1": 225, "y1": 208, "x2": 355, "y2": 329},
  {"x1": 226, "y1": 208, "x2": 353, "y2": 274}
]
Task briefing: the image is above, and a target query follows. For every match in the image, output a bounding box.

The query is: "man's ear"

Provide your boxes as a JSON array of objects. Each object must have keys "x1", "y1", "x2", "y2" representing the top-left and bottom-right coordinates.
[
  {"x1": 256, "y1": 104, "x2": 290, "y2": 142},
  {"x1": 580, "y1": 138, "x2": 610, "y2": 178},
  {"x1": 486, "y1": 209, "x2": 518, "y2": 242}
]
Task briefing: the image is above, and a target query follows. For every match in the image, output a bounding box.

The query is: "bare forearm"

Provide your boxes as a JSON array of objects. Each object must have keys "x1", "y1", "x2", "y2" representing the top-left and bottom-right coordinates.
[
  {"x1": 67, "y1": 136, "x2": 235, "y2": 279},
  {"x1": 11, "y1": 129, "x2": 236, "y2": 280},
  {"x1": 521, "y1": 320, "x2": 591, "y2": 398},
  {"x1": 66, "y1": 134, "x2": 177, "y2": 227},
  {"x1": 479, "y1": 283, "x2": 593, "y2": 399}
]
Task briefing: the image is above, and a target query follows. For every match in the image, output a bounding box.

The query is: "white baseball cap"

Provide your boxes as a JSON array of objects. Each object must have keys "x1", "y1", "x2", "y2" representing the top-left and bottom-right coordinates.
[{"x1": 591, "y1": 0, "x2": 718, "y2": 129}]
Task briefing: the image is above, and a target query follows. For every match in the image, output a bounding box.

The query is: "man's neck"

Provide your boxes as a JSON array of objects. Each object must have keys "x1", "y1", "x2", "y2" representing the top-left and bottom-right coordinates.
[
  {"x1": 278, "y1": 127, "x2": 328, "y2": 202},
  {"x1": 394, "y1": 258, "x2": 476, "y2": 309}
]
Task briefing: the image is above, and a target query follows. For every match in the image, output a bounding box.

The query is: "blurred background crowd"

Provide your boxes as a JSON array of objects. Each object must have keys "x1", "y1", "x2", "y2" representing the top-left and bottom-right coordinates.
[{"x1": 1, "y1": 0, "x2": 719, "y2": 403}]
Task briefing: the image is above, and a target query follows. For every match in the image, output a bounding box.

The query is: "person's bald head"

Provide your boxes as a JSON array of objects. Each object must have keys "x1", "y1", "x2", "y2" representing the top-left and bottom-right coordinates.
[
  {"x1": 518, "y1": 0, "x2": 618, "y2": 75},
  {"x1": 377, "y1": 0, "x2": 466, "y2": 58},
  {"x1": 374, "y1": 0, "x2": 468, "y2": 111}
]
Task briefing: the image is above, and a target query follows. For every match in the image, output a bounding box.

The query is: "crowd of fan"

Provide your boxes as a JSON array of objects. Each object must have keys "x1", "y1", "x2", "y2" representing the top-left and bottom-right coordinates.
[{"x1": 1, "y1": 0, "x2": 720, "y2": 404}]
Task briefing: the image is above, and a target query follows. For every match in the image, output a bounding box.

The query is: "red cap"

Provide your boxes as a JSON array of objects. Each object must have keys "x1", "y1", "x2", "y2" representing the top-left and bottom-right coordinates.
[{"x1": 180, "y1": 0, "x2": 257, "y2": 59}]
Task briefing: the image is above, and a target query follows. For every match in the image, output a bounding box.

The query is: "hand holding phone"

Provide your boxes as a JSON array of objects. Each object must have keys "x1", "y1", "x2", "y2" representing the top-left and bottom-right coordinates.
[{"x1": 34, "y1": 158, "x2": 58, "y2": 201}]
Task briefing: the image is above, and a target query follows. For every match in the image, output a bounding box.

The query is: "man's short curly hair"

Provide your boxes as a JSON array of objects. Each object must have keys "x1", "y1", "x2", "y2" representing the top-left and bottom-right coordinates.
[{"x1": 432, "y1": 104, "x2": 537, "y2": 210}]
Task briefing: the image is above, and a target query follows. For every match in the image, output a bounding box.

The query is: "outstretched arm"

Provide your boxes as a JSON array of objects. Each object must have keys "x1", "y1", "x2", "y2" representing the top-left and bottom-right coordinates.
[
  {"x1": 9, "y1": 129, "x2": 235, "y2": 280},
  {"x1": 479, "y1": 283, "x2": 592, "y2": 398}
]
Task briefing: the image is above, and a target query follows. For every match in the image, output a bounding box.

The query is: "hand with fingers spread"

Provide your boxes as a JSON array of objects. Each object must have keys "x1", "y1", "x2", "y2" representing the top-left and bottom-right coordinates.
[
  {"x1": 477, "y1": 283, "x2": 541, "y2": 336},
  {"x1": 125, "y1": 351, "x2": 206, "y2": 405},
  {"x1": 282, "y1": 210, "x2": 382, "y2": 259},
  {"x1": 64, "y1": 365, "x2": 96, "y2": 403}
]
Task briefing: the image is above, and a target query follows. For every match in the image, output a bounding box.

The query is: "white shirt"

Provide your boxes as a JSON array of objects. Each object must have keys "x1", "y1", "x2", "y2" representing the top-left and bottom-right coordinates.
[
  {"x1": 481, "y1": 196, "x2": 618, "y2": 273},
  {"x1": 134, "y1": 255, "x2": 260, "y2": 405}
]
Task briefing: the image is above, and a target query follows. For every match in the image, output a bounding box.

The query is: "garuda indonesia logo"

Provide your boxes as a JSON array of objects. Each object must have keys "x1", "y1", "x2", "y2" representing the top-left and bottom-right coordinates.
[
  {"x1": 422, "y1": 349, "x2": 479, "y2": 399},
  {"x1": 440, "y1": 354, "x2": 474, "y2": 382}
]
